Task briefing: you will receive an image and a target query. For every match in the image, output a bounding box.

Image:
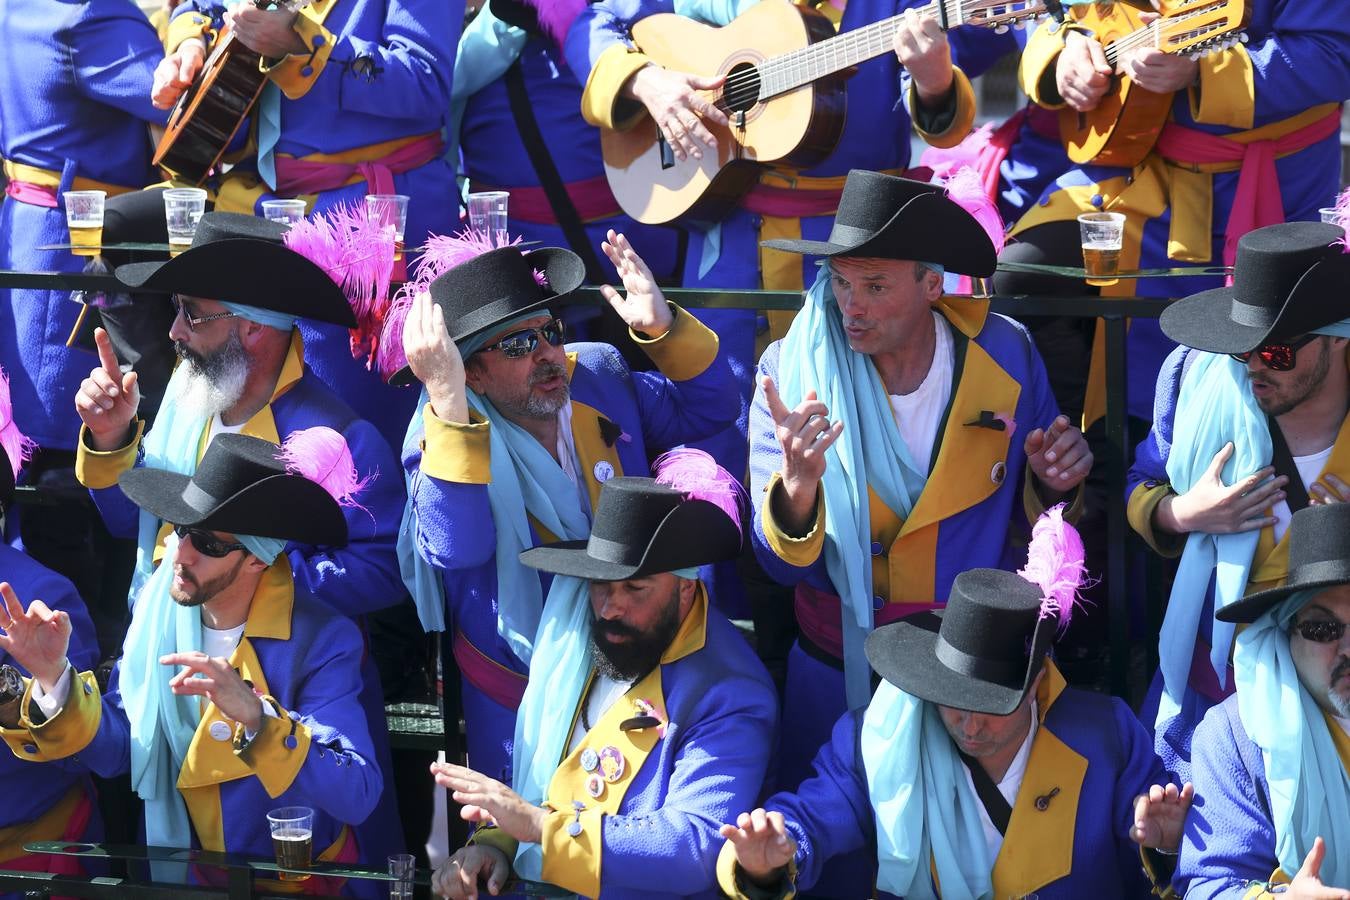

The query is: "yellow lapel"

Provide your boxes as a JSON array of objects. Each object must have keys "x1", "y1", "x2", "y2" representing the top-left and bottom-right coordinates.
[
  {"x1": 990, "y1": 664, "x2": 1087, "y2": 897},
  {"x1": 566, "y1": 355, "x2": 626, "y2": 512}
]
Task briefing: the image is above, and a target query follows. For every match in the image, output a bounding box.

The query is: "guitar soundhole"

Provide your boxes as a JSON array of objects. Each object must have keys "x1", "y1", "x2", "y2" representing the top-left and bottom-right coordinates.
[{"x1": 721, "y1": 62, "x2": 761, "y2": 114}]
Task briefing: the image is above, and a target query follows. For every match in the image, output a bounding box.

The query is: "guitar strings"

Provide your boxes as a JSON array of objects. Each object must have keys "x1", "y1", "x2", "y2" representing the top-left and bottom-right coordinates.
[{"x1": 1101, "y1": 5, "x2": 1231, "y2": 67}]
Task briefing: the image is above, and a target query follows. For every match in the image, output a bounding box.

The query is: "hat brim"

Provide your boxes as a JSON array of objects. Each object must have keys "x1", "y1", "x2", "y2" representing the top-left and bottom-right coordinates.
[
  {"x1": 1216, "y1": 568, "x2": 1350, "y2": 623},
  {"x1": 115, "y1": 238, "x2": 357, "y2": 328},
  {"x1": 518, "y1": 541, "x2": 647, "y2": 582},
  {"x1": 864, "y1": 612, "x2": 1051, "y2": 715}
]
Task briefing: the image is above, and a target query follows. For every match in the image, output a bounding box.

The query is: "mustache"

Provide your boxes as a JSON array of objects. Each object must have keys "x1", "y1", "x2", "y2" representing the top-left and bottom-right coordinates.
[
  {"x1": 529, "y1": 362, "x2": 566, "y2": 386},
  {"x1": 1333, "y1": 658, "x2": 1350, "y2": 683},
  {"x1": 594, "y1": 619, "x2": 641, "y2": 641}
]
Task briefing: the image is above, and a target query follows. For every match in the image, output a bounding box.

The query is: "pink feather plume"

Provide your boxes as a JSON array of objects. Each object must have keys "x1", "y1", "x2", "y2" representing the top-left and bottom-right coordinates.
[
  {"x1": 920, "y1": 123, "x2": 994, "y2": 180},
  {"x1": 1017, "y1": 503, "x2": 1087, "y2": 633},
  {"x1": 943, "y1": 165, "x2": 1006, "y2": 255},
  {"x1": 1331, "y1": 185, "x2": 1350, "y2": 252},
  {"x1": 520, "y1": 0, "x2": 586, "y2": 49},
  {"x1": 278, "y1": 426, "x2": 374, "y2": 510},
  {"x1": 652, "y1": 448, "x2": 747, "y2": 535},
  {"x1": 0, "y1": 366, "x2": 36, "y2": 481},
  {"x1": 283, "y1": 203, "x2": 397, "y2": 369}
]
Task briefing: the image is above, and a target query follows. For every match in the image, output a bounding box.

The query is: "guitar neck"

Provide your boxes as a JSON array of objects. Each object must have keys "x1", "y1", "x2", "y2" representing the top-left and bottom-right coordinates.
[{"x1": 1102, "y1": 21, "x2": 1158, "y2": 69}]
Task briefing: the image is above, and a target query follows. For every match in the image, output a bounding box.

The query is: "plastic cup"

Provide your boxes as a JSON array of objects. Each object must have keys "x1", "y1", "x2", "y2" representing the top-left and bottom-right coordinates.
[
  {"x1": 63, "y1": 190, "x2": 106, "y2": 257},
  {"x1": 366, "y1": 193, "x2": 410, "y2": 261},
  {"x1": 262, "y1": 198, "x2": 308, "y2": 226},
  {"x1": 1320, "y1": 206, "x2": 1341, "y2": 225},
  {"x1": 1077, "y1": 211, "x2": 1125, "y2": 287},
  {"x1": 388, "y1": 853, "x2": 415, "y2": 900},
  {"x1": 163, "y1": 188, "x2": 207, "y2": 257},
  {"x1": 467, "y1": 190, "x2": 509, "y2": 245},
  {"x1": 266, "y1": 806, "x2": 313, "y2": 882}
]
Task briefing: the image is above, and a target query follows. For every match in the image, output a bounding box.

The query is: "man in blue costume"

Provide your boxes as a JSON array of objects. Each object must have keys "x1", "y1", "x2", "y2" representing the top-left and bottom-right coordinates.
[
  {"x1": 400, "y1": 231, "x2": 739, "y2": 792},
  {"x1": 1179, "y1": 502, "x2": 1350, "y2": 897},
  {"x1": 0, "y1": 435, "x2": 388, "y2": 895},
  {"x1": 429, "y1": 467, "x2": 777, "y2": 900},
  {"x1": 718, "y1": 513, "x2": 1189, "y2": 899}
]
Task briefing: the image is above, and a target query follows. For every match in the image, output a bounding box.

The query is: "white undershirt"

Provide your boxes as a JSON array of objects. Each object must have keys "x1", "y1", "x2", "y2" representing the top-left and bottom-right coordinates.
[
  {"x1": 961, "y1": 699, "x2": 1038, "y2": 864},
  {"x1": 1271, "y1": 445, "x2": 1334, "y2": 541},
  {"x1": 566, "y1": 674, "x2": 632, "y2": 755},
  {"x1": 888, "y1": 311, "x2": 954, "y2": 476},
  {"x1": 206, "y1": 415, "x2": 246, "y2": 443},
  {"x1": 554, "y1": 404, "x2": 590, "y2": 516}
]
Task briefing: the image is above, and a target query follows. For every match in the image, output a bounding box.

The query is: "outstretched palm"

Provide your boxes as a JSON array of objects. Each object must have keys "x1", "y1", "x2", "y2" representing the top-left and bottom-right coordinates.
[
  {"x1": 598, "y1": 230, "x2": 673, "y2": 337},
  {"x1": 0, "y1": 582, "x2": 71, "y2": 690}
]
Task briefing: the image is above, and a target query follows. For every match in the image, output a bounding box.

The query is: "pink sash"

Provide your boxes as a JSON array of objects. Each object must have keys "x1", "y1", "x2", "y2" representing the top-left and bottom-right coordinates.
[
  {"x1": 473, "y1": 175, "x2": 621, "y2": 224},
  {"x1": 273, "y1": 133, "x2": 444, "y2": 197},
  {"x1": 4, "y1": 180, "x2": 59, "y2": 209},
  {"x1": 795, "y1": 582, "x2": 935, "y2": 662},
  {"x1": 453, "y1": 629, "x2": 528, "y2": 710},
  {"x1": 0, "y1": 785, "x2": 94, "y2": 880}
]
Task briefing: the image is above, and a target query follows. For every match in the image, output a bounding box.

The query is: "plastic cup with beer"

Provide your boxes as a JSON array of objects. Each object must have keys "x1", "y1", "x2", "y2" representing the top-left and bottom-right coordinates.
[
  {"x1": 467, "y1": 190, "x2": 509, "y2": 245},
  {"x1": 366, "y1": 193, "x2": 410, "y2": 261},
  {"x1": 388, "y1": 853, "x2": 415, "y2": 900},
  {"x1": 1077, "y1": 211, "x2": 1125, "y2": 287},
  {"x1": 63, "y1": 190, "x2": 106, "y2": 257},
  {"x1": 262, "y1": 198, "x2": 308, "y2": 226},
  {"x1": 267, "y1": 806, "x2": 314, "y2": 882},
  {"x1": 163, "y1": 188, "x2": 208, "y2": 257}
]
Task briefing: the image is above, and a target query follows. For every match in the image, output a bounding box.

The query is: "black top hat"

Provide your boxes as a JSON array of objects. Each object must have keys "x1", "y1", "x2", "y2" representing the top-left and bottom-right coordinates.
[
  {"x1": 388, "y1": 245, "x2": 585, "y2": 387},
  {"x1": 1218, "y1": 503, "x2": 1350, "y2": 623},
  {"x1": 114, "y1": 213, "x2": 357, "y2": 328},
  {"x1": 864, "y1": 569, "x2": 1054, "y2": 715},
  {"x1": 517, "y1": 477, "x2": 741, "y2": 581},
  {"x1": 759, "y1": 169, "x2": 997, "y2": 277},
  {"x1": 117, "y1": 433, "x2": 347, "y2": 548},
  {"x1": 1160, "y1": 222, "x2": 1350, "y2": 354}
]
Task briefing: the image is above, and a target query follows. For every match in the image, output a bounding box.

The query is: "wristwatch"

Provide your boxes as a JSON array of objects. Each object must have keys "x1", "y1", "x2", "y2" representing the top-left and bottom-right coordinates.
[{"x1": 0, "y1": 664, "x2": 26, "y2": 727}]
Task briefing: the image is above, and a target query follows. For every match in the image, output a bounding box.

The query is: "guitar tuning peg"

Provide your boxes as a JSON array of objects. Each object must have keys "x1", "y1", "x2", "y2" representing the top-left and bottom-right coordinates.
[
  {"x1": 994, "y1": 24, "x2": 1010, "y2": 33},
  {"x1": 1013, "y1": 19, "x2": 1027, "y2": 29},
  {"x1": 1238, "y1": 32, "x2": 1249, "y2": 43}
]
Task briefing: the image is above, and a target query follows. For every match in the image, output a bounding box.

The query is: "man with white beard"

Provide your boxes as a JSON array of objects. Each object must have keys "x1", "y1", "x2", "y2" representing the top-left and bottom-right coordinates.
[{"x1": 72, "y1": 211, "x2": 409, "y2": 865}]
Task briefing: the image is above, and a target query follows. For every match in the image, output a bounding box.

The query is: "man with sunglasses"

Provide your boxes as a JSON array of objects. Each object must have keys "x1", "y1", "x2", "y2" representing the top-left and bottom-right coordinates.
[
  {"x1": 1177, "y1": 502, "x2": 1350, "y2": 897},
  {"x1": 1128, "y1": 221, "x2": 1350, "y2": 784},
  {"x1": 0, "y1": 434, "x2": 388, "y2": 890},
  {"x1": 398, "y1": 232, "x2": 738, "y2": 793}
]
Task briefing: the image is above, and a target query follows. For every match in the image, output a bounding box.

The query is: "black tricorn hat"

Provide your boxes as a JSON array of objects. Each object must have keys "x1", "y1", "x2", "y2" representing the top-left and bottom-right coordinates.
[
  {"x1": 114, "y1": 212, "x2": 357, "y2": 328},
  {"x1": 864, "y1": 568, "x2": 1054, "y2": 715},
  {"x1": 759, "y1": 169, "x2": 998, "y2": 277},
  {"x1": 1160, "y1": 222, "x2": 1350, "y2": 354},
  {"x1": 1218, "y1": 503, "x2": 1350, "y2": 623},
  {"x1": 388, "y1": 245, "x2": 585, "y2": 387},
  {"x1": 518, "y1": 476, "x2": 741, "y2": 580},
  {"x1": 117, "y1": 433, "x2": 347, "y2": 547}
]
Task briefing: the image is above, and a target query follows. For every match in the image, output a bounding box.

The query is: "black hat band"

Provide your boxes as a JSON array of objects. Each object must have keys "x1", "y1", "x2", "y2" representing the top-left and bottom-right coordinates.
[
  {"x1": 1230, "y1": 298, "x2": 1278, "y2": 328},
  {"x1": 181, "y1": 481, "x2": 222, "y2": 516},
  {"x1": 935, "y1": 634, "x2": 1025, "y2": 686},
  {"x1": 586, "y1": 534, "x2": 638, "y2": 566}
]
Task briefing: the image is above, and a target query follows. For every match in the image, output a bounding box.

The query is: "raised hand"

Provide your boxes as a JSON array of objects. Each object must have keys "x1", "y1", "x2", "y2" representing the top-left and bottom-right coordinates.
[
  {"x1": 625, "y1": 65, "x2": 729, "y2": 162},
  {"x1": 1130, "y1": 782, "x2": 1194, "y2": 851},
  {"x1": 161, "y1": 651, "x2": 264, "y2": 734},
  {"x1": 0, "y1": 582, "x2": 72, "y2": 693},
  {"x1": 430, "y1": 762, "x2": 546, "y2": 844},
  {"x1": 599, "y1": 230, "x2": 673, "y2": 338},
  {"x1": 152, "y1": 39, "x2": 206, "y2": 110},
  {"x1": 762, "y1": 377, "x2": 843, "y2": 535},
  {"x1": 75, "y1": 327, "x2": 140, "y2": 451},
  {"x1": 719, "y1": 809, "x2": 797, "y2": 885},
  {"x1": 1288, "y1": 837, "x2": 1350, "y2": 899},
  {"x1": 1155, "y1": 443, "x2": 1287, "y2": 535},
  {"x1": 431, "y1": 846, "x2": 511, "y2": 900},
  {"x1": 403, "y1": 289, "x2": 468, "y2": 424},
  {"x1": 892, "y1": 7, "x2": 953, "y2": 108},
  {"x1": 1024, "y1": 414, "x2": 1093, "y2": 494},
  {"x1": 1056, "y1": 29, "x2": 1112, "y2": 112}
]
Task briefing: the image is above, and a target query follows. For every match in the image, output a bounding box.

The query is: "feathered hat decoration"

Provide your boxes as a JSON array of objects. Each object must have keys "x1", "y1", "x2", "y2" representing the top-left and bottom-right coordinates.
[
  {"x1": 520, "y1": 0, "x2": 587, "y2": 48},
  {"x1": 652, "y1": 448, "x2": 747, "y2": 536},
  {"x1": 0, "y1": 366, "x2": 37, "y2": 481},
  {"x1": 376, "y1": 227, "x2": 545, "y2": 382},
  {"x1": 1330, "y1": 185, "x2": 1350, "y2": 252},
  {"x1": 942, "y1": 164, "x2": 1006, "y2": 256},
  {"x1": 278, "y1": 426, "x2": 374, "y2": 511},
  {"x1": 1017, "y1": 503, "x2": 1088, "y2": 634},
  {"x1": 282, "y1": 203, "x2": 397, "y2": 371}
]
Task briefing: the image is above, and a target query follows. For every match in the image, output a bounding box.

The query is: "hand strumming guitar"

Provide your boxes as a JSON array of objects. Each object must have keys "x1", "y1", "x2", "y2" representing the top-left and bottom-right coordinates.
[
  {"x1": 1056, "y1": 29, "x2": 1113, "y2": 112},
  {"x1": 152, "y1": 38, "x2": 206, "y2": 109},
  {"x1": 226, "y1": 5, "x2": 308, "y2": 58},
  {"x1": 622, "y1": 64, "x2": 728, "y2": 162},
  {"x1": 892, "y1": 7, "x2": 954, "y2": 110},
  {"x1": 1118, "y1": 11, "x2": 1198, "y2": 93}
]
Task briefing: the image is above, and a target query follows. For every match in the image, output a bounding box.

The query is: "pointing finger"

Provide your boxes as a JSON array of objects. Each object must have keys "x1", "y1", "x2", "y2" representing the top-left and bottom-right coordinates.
[{"x1": 94, "y1": 328, "x2": 122, "y2": 379}]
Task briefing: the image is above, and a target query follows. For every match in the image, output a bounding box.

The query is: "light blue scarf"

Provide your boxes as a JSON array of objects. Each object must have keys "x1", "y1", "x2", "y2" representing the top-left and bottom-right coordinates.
[
  {"x1": 777, "y1": 266, "x2": 928, "y2": 708},
  {"x1": 1234, "y1": 589, "x2": 1350, "y2": 887},
  {"x1": 445, "y1": 6, "x2": 528, "y2": 170},
  {"x1": 861, "y1": 681, "x2": 993, "y2": 899}
]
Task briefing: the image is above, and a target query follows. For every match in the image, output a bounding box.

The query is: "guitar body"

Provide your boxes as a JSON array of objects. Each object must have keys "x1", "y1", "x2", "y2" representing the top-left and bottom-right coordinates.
[
  {"x1": 153, "y1": 28, "x2": 270, "y2": 186},
  {"x1": 601, "y1": 1, "x2": 845, "y2": 225}
]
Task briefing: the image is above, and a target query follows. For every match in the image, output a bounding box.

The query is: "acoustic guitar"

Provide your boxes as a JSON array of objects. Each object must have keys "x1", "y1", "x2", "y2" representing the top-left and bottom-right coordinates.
[
  {"x1": 601, "y1": 0, "x2": 1048, "y2": 226},
  {"x1": 1058, "y1": 0, "x2": 1249, "y2": 167},
  {"x1": 153, "y1": 0, "x2": 303, "y2": 185}
]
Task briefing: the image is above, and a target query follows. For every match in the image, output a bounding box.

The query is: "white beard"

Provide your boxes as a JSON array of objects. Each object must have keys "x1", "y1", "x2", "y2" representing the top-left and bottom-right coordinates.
[{"x1": 175, "y1": 338, "x2": 249, "y2": 421}]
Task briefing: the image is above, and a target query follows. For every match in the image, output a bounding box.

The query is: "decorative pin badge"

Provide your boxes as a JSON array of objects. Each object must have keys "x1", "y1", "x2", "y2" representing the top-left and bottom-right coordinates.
[
  {"x1": 598, "y1": 745, "x2": 626, "y2": 783},
  {"x1": 1034, "y1": 786, "x2": 1060, "y2": 811},
  {"x1": 990, "y1": 461, "x2": 1007, "y2": 485},
  {"x1": 579, "y1": 747, "x2": 600, "y2": 773},
  {"x1": 593, "y1": 461, "x2": 615, "y2": 483},
  {"x1": 566, "y1": 801, "x2": 585, "y2": 837},
  {"x1": 209, "y1": 720, "x2": 233, "y2": 742},
  {"x1": 585, "y1": 773, "x2": 606, "y2": 799},
  {"x1": 620, "y1": 698, "x2": 667, "y2": 738}
]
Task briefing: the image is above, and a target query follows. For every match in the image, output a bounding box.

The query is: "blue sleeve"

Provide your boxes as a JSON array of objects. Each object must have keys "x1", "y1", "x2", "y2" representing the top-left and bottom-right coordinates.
[
  {"x1": 946, "y1": 20, "x2": 1021, "y2": 81},
  {"x1": 324, "y1": 0, "x2": 461, "y2": 122},
  {"x1": 71, "y1": 4, "x2": 169, "y2": 126},
  {"x1": 1106, "y1": 698, "x2": 1173, "y2": 893},
  {"x1": 411, "y1": 473, "x2": 496, "y2": 573},
  {"x1": 1247, "y1": 2, "x2": 1350, "y2": 122},
  {"x1": 75, "y1": 667, "x2": 132, "y2": 780},
  {"x1": 563, "y1": 0, "x2": 758, "y2": 78},
  {"x1": 627, "y1": 349, "x2": 742, "y2": 451},
  {"x1": 766, "y1": 711, "x2": 875, "y2": 893},
  {"x1": 1126, "y1": 345, "x2": 1188, "y2": 502}
]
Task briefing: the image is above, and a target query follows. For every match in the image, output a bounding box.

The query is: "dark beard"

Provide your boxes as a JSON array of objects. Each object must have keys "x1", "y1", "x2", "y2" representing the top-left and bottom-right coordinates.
[{"x1": 589, "y1": 598, "x2": 682, "y2": 682}]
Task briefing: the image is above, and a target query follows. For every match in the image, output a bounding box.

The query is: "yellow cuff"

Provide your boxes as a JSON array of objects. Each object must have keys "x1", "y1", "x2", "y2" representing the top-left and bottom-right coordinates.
[
  {"x1": 539, "y1": 807, "x2": 603, "y2": 899},
  {"x1": 912, "y1": 68, "x2": 977, "y2": 150},
  {"x1": 1189, "y1": 46, "x2": 1254, "y2": 129},
  {"x1": 75, "y1": 420, "x2": 145, "y2": 490},
  {"x1": 166, "y1": 12, "x2": 212, "y2": 53},
  {"x1": 1021, "y1": 466, "x2": 1086, "y2": 525},
  {"x1": 1127, "y1": 482, "x2": 1185, "y2": 558},
  {"x1": 22, "y1": 670, "x2": 102, "y2": 761},
  {"x1": 716, "y1": 840, "x2": 798, "y2": 900},
  {"x1": 631, "y1": 304, "x2": 720, "y2": 381},
  {"x1": 1020, "y1": 22, "x2": 1082, "y2": 109},
  {"x1": 262, "y1": 7, "x2": 336, "y2": 100},
  {"x1": 234, "y1": 699, "x2": 312, "y2": 799},
  {"x1": 580, "y1": 44, "x2": 653, "y2": 131},
  {"x1": 420, "y1": 406, "x2": 491, "y2": 484},
  {"x1": 468, "y1": 825, "x2": 520, "y2": 862},
  {"x1": 760, "y1": 473, "x2": 825, "y2": 568}
]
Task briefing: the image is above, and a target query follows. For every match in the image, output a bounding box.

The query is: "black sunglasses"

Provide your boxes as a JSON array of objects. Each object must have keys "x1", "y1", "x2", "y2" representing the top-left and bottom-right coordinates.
[
  {"x1": 1293, "y1": 618, "x2": 1349, "y2": 644},
  {"x1": 174, "y1": 524, "x2": 248, "y2": 558},
  {"x1": 479, "y1": 318, "x2": 565, "y2": 359},
  {"x1": 1230, "y1": 334, "x2": 1319, "y2": 371}
]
